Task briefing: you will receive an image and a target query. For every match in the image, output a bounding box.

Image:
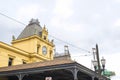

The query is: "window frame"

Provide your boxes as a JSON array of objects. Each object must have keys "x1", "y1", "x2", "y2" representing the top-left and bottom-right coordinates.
[{"x1": 8, "y1": 57, "x2": 13, "y2": 66}]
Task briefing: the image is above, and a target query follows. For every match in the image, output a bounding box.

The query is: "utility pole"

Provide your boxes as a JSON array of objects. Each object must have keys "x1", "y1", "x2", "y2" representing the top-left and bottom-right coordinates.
[
  {"x1": 92, "y1": 44, "x2": 107, "y2": 80},
  {"x1": 96, "y1": 44, "x2": 101, "y2": 75}
]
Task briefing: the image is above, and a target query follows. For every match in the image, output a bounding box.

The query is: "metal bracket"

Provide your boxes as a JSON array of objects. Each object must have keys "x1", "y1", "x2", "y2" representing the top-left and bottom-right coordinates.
[
  {"x1": 16, "y1": 73, "x2": 27, "y2": 80},
  {"x1": 66, "y1": 66, "x2": 79, "y2": 80}
]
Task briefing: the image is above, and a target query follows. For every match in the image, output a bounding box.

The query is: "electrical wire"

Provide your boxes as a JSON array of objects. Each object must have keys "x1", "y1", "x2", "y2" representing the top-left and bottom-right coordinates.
[
  {"x1": 0, "y1": 12, "x2": 91, "y2": 54},
  {"x1": 49, "y1": 35, "x2": 91, "y2": 53},
  {"x1": 0, "y1": 12, "x2": 26, "y2": 25}
]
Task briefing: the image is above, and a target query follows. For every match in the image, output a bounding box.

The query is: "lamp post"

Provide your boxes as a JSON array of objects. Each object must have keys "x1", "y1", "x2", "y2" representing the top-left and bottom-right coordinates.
[
  {"x1": 101, "y1": 57, "x2": 106, "y2": 74},
  {"x1": 92, "y1": 60, "x2": 98, "y2": 72},
  {"x1": 92, "y1": 44, "x2": 106, "y2": 75}
]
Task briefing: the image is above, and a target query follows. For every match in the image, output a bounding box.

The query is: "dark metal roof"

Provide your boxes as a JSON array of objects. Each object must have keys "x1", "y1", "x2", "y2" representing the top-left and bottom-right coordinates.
[
  {"x1": 0, "y1": 59, "x2": 75, "y2": 72},
  {"x1": 0, "y1": 59, "x2": 108, "y2": 80},
  {"x1": 17, "y1": 19, "x2": 42, "y2": 40}
]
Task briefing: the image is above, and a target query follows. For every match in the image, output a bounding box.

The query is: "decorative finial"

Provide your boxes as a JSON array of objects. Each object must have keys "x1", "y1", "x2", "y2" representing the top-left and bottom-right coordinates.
[
  {"x1": 43, "y1": 24, "x2": 46, "y2": 29},
  {"x1": 64, "y1": 45, "x2": 70, "y2": 55},
  {"x1": 29, "y1": 18, "x2": 40, "y2": 25},
  {"x1": 51, "y1": 39, "x2": 54, "y2": 43},
  {"x1": 12, "y1": 35, "x2": 15, "y2": 41}
]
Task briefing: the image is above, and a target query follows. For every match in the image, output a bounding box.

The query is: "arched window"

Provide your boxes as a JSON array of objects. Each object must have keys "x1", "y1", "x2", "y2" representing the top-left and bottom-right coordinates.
[
  {"x1": 22, "y1": 59, "x2": 27, "y2": 64},
  {"x1": 37, "y1": 44, "x2": 40, "y2": 54},
  {"x1": 8, "y1": 55, "x2": 15, "y2": 66},
  {"x1": 44, "y1": 36, "x2": 46, "y2": 40},
  {"x1": 8, "y1": 58, "x2": 13, "y2": 66}
]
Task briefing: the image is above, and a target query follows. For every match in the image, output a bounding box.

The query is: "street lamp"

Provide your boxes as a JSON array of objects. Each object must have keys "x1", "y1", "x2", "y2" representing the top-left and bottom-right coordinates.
[
  {"x1": 92, "y1": 44, "x2": 106, "y2": 75},
  {"x1": 92, "y1": 57, "x2": 106, "y2": 74},
  {"x1": 92, "y1": 60, "x2": 98, "y2": 72},
  {"x1": 101, "y1": 57, "x2": 106, "y2": 71}
]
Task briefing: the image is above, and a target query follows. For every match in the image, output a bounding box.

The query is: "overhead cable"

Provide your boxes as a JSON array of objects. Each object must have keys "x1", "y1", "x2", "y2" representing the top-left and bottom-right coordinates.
[{"x1": 0, "y1": 12, "x2": 91, "y2": 53}]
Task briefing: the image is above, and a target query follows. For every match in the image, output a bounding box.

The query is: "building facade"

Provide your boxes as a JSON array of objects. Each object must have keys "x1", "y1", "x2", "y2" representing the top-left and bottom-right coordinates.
[
  {"x1": 0, "y1": 19, "x2": 54, "y2": 67},
  {"x1": 0, "y1": 19, "x2": 109, "y2": 80}
]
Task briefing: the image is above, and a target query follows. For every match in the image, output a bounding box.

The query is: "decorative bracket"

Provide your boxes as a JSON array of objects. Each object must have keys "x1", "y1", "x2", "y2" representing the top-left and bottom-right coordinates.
[
  {"x1": 66, "y1": 66, "x2": 79, "y2": 80},
  {"x1": 16, "y1": 73, "x2": 27, "y2": 80}
]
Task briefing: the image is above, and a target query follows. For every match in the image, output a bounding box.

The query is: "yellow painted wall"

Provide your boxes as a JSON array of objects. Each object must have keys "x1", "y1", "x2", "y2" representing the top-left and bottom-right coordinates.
[
  {"x1": 12, "y1": 37, "x2": 36, "y2": 53},
  {"x1": 0, "y1": 42, "x2": 30, "y2": 67},
  {"x1": 12, "y1": 35, "x2": 54, "y2": 61},
  {"x1": 0, "y1": 35, "x2": 54, "y2": 67}
]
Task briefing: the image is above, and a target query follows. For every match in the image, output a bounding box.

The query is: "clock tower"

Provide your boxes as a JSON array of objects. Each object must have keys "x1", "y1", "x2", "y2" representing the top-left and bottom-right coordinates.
[{"x1": 12, "y1": 19, "x2": 54, "y2": 62}]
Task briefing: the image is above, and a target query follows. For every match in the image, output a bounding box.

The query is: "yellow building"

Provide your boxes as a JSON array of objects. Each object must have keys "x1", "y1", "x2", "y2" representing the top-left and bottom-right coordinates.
[
  {"x1": 0, "y1": 19, "x2": 108, "y2": 80},
  {"x1": 0, "y1": 19, "x2": 54, "y2": 67}
]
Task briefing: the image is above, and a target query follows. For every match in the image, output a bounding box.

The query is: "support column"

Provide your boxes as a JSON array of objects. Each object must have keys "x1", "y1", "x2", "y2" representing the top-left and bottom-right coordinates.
[
  {"x1": 74, "y1": 68, "x2": 78, "y2": 80},
  {"x1": 16, "y1": 73, "x2": 26, "y2": 80},
  {"x1": 66, "y1": 67, "x2": 79, "y2": 80}
]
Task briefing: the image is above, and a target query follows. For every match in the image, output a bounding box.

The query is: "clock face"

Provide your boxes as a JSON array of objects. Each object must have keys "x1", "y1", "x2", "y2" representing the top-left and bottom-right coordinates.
[{"x1": 42, "y1": 46, "x2": 47, "y2": 55}]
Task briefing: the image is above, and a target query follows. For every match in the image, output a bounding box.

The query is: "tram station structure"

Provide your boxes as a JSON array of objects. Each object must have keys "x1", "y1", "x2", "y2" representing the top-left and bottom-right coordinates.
[{"x1": 0, "y1": 19, "x2": 108, "y2": 80}]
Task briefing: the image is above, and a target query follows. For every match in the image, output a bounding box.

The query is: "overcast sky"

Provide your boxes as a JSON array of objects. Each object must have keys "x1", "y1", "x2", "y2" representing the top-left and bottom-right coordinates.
[{"x1": 0, "y1": 0, "x2": 120, "y2": 79}]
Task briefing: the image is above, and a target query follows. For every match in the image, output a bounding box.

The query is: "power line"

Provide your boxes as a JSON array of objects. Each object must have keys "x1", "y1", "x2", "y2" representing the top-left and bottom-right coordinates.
[
  {"x1": 0, "y1": 12, "x2": 26, "y2": 25},
  {"x1": 0, "y1": 12, "x2": 91, "y2": 53},
  {"x1": 72, "y1": 54, "x2": 92, "y2": 57},
  {"x1": 49, "y1": 35, "x2": 91, "y2": 53}
]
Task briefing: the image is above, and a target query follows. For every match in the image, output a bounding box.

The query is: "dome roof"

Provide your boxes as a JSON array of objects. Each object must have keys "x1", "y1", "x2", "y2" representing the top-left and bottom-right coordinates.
[{"x1": 17, "y1": 19, "x2": 42, "y2": 40}]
